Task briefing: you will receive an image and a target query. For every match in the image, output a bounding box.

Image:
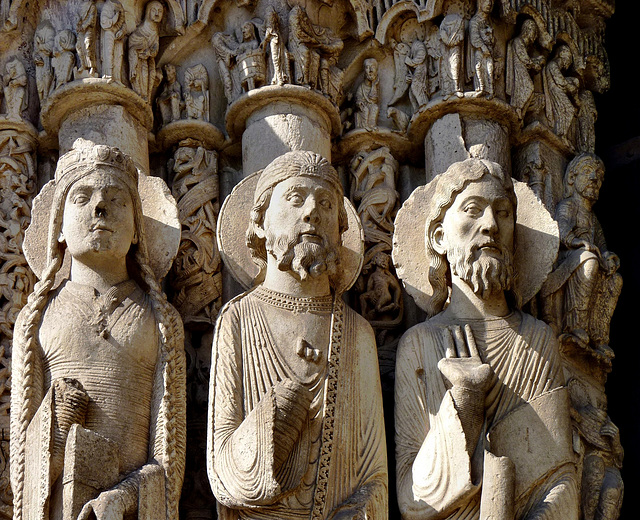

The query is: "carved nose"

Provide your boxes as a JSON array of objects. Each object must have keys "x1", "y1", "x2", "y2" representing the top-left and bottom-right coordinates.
[
  {"x1": 479, "y1": 207, "x2": 498, "y2": 235},
  {"x1": 302, "y1": 200, "x2": 320, "y2": 224},
  {"x1": 94, "y1": 200, "x2": 107, "y2": 218}
]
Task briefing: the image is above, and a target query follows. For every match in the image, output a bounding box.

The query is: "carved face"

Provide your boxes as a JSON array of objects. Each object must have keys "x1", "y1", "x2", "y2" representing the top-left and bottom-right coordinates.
[
  {"x1": 148, "y1": 1, "x2": 164, "y2": 23},
  {"x1": 364, "y1": 59, "x2": 378, "y2": 81},
  {"x1": 60, "y1": 169, "x2": 136, "y2": 267},
  {"x1": 479, "y1": 0, "x2": 493, "y2": 13},
  {"x1": 574, "y1": 161, "x2": 604, "y2": 202},
  {"x1": 165, "y1": 65, "x2": 176, "y2": 82},
  {"x1": 432, "y1": 174, "x2": 515, "y2": 296},
  {"x1": 261, "y1": 176, "x2": 341, "y2": 280},
  {"x1": 242, "y1": 23, "x2": 255, "y2": 41}
]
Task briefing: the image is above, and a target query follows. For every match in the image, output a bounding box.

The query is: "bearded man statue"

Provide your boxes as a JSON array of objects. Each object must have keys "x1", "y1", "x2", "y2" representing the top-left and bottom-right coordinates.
[
  {"x1": 207, "y1": 151, "x2": 388, "y2": 520},
  {"x1": 393, "y1": 158, "x2": 578, "y2": 520}
]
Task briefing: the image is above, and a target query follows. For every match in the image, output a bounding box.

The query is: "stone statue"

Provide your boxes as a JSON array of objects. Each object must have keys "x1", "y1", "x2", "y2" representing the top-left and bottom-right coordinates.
[
  {"x1": 393, "y1": 158, "x2": 578, "y2": 519},
  {"x1": 208, "y1": 151, "x2": 388, "y2": 520},
  {"x1": 100, "y1": 0, "x2": 126, "y2": 82},
  {"x1": 76, "y1": 0, "x2": 98, "y2": 77},
  {"x1": 169, "y1": 144, "x2": 221, "y2": 324},
  {"x1": 184, "y1": 64, "x2": 210, "y2": 121},
  {"x1": 468, "y1": 0, "x2": 495, "y2": 98},
  {"x1": 129, "y1": 0, "x2": 164, "y2": 102},
  {"x1": 52, "y1": 30, "x2": 77, "y2": 90},
  {"x1": 577, "y1": 89, "x2": 598, "y2": 153},
  {"x1": 354, "y1": 58, "x2": 380, "y2": 131},
  {"x1": 359, "y1": 251, "x2": 402, "y2": 323},
  {"x1": 211, "y1": 31, "x2": 238, "y2": 103},
  {"x1": 11, "y1": 143, "x2": 186, "y2": 520},
  {"x1": 439, "y1": 1, "x2": 465, "y2": 98},
  {"x1": 541, "y1": 154, "x2": 621, "y2": 357},
  {"x1": 34, "y1": 21, "x2": 55, "y2": 104},
  {"x1": 543, "y1": 45, "x2": 580, "y2": 139},
  {"x1": 264, "y1": 7, "x2": 289, "y2": 86},
  {"x1": 2, "y1": 58, "x2": 27, "y2": 121},
  {"x1": 288, "y1": 6, "x2": 344, "y2": 97},
  {"x1": 235, "y1": 21, "x2": 267, "y2": 93},
  {"x1": 406, "y1": 37, "x2": 429, "y2": 111},
  {"x1": 506, "y1": 19, "x2": 545, "y2": 119},
  {"x1": 388, "y1": 38, "x2": 411, "y2": 107},
  {"x1": 157, "y1": 64, "x2": 183, "y2": 126}
]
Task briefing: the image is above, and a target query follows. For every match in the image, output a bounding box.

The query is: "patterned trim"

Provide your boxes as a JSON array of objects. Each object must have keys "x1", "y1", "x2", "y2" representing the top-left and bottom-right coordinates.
[
  {"x1": 310, "y1": 296, "x2": 344, "y2": 520},
  {"x1": 252, "y1": 286, "x2": 334, "y2": 313}
]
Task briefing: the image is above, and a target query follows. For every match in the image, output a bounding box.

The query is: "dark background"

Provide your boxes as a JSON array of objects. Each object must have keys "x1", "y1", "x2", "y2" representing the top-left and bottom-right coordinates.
[{"x1": 594, "y1": 1, "x2": 640, "y2": 512}]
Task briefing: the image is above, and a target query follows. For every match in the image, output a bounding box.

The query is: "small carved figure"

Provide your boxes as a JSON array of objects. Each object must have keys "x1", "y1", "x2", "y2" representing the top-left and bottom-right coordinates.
[
  {"x1": 394, "y1": 159, "x2": 578, "y2": 519},
  {"x1": 157, "y1": 63, "x2": 183, "y2": 126},
  {"x1": 11, "y1": 143, "x2": 185, "y2": 520},
  {"x1": 128, "y1": 0, "x2": 164, "y2": 102},
  {"x1": 439, "y1": 1, "x2": 465, "y2": 98},
  {"x1": 2, "y1": 58, "x2": 27, "y2": 121},
  {"x1": 354, "y1": 58, "x2": 380, "y2": 131},
  {"x1": 541, "y1": 154, "x2": 622, "y2": 355},
  {"x1": 264, "y1": 7, "x2": 289, "y2": 85},
  {"x1": 425, "y1": 24, "x2": 442, "y2": 98},
  {"x1": 100, "y1": 0, "x2": 126, "y2": 82},
  {"x1": 170, "y1": 144, "x2": 221, "y2": 323},
  {"x1": 76, "y1": 0, "x2": 98, "y2": 76},
  {"x1": 52, "y1": 30, "x2": 77, "y2": 90},
  {"x1": 288, "y1": 6, "x2": 344, "y2": 97},
  {"x1": 208, "y1": 151, "x2": 388, "y2": 520},
  {"x1": 577, "y1": 89, "x2": 598, "y2": 153},
  {"x1": 34, "y1": 21, "x2": 55, "y2": 103},
  {"x1": 406, "y1": 37, "x2": 429, "y2": 111},
  {"x1": 388, "y1": 38, "x2": 411, "y2": 106},
  {"x1": 184, "y1": 64, "x2": 210, "y2": 121},
  {"x1": 468, "y1": 0, "x2": 495, "y2": 98},
  {"x1": 568, "y1": 379, "x2": 623, "y2": 520},
  {"x1": 235, "y1": 22, "x2": 266, "y2": 92},
  {"x1": 543, "y1": 45, "x2": 580, "y2": 139},
  {"x1": 506, "y1": 19, "x2": 545, "y2": 119},
  {"x1": 359, "y1": 252, "x2": 402, "y2": 322},
  {"x1": 212, "y1": 31, "x2": 238, "y2": 102},
  {"x1": 387, "y1": 106, "x2": 409, "y2": 132}
]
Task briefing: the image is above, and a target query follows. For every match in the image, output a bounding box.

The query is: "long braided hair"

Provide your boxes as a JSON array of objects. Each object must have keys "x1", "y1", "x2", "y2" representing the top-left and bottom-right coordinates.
[{"x1": 11, "y1": 151, "x2": 185, "y2": 519}]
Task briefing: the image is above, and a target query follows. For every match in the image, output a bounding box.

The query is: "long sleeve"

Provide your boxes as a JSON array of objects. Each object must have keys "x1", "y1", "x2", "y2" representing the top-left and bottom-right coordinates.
[
  {"x1": 395, "y1": 324, "x2": 480, "y2": 520},
  {"x1": 207, "y1": 301, "x2": 284, "y2": 508}
]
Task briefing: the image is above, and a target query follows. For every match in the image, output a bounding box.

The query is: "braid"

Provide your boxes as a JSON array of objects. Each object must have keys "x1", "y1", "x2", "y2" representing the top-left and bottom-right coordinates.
[
  {"x1": 135, "y1": 252, "x2": 185, "y2": 519},
  {"x1": 10, "y1": 252, "x2": 63, "y2": 520}
]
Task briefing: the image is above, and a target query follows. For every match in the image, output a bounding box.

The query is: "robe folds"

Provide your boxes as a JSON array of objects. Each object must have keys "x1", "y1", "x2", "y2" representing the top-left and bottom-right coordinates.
[
  {"x1": 395, "y1": 311, "x2": 579, "y2": 520},
  {"x1": 12, "y1": 279, "x2": 185, "y2": 520},
  {"x1": 207, "y1": 287, "x2": 388, "y2": 520}
]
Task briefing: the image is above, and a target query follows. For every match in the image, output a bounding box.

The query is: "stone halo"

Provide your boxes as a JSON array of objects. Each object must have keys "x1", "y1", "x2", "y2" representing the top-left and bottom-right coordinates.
[
  {"x1": 217, "y1": 171, "x2": 364, "y2": 294},
  {"x1": 24, "y1": 171, "x2": 181, "y2": 282},
  {"x1": 392, "y1": 178, "x2": 559, "y2": 313}
]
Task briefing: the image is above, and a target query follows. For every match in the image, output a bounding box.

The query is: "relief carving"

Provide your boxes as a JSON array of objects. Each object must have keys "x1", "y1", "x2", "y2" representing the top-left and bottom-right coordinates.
[
  {"x1": 11, "y1": 143, "x2": 185, "y2": 520},
  {"x1": 128, "y1": 1, "x2": 164, "y2": 102},
  {"x1": 209, "y1": 151, "x2": 388, "y2": 520},
  {"x1": 393, "y1": 159, "x2": 577, "y2": 519}
]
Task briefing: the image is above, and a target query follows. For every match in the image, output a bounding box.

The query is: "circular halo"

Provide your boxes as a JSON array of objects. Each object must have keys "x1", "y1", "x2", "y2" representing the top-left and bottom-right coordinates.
[
  {"x1": 24, "y1": 171, "x2": 180, "y2": 282},
  {"x1": 392, "y1": 179, "x2": 559, "y2": 313},
  {"x1": 217, "y1": 171, "x2": 364, "y2": 294}
]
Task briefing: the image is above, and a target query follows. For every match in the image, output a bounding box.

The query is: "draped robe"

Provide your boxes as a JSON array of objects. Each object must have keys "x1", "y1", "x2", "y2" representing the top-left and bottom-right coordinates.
[
  {"x1": 207, "y1": 287, "x2": 388, "y2": 520},
  {"x1": 395, "y1": 311, "x2": 579, "y2": 520}
]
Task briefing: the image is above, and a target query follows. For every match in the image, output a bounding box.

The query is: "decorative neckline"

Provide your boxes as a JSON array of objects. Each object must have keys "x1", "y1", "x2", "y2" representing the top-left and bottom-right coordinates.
[{"x1": 252, "y1": 285, "x2": 334, "y2": 312}]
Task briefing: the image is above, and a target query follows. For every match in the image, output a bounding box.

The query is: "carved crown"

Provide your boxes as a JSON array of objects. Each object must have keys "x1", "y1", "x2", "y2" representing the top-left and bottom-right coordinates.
[{"x1": 55, "y1": 144, "x2": 138, "y2": 185}]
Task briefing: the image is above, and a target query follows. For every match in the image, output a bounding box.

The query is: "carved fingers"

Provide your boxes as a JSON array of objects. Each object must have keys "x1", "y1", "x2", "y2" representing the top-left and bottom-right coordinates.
[
  {"x1": 438, "y1": 325, "x2": 493, "y2": 394},
  {"x1": 77, "y1": 489, "x2": 126, "y2": 520}
]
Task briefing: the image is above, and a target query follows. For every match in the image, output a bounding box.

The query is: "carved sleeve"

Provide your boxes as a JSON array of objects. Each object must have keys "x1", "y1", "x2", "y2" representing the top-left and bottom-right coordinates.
[
  {"x1": 395, "y1": 325, "x2": 480, "y2": 520},
  {"x1": 207, "y1": 302, "x2": 283, "y2": 508}
]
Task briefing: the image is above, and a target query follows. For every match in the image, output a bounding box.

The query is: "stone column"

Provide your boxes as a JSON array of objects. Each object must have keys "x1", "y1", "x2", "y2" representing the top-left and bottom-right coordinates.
[{"x1": 226, "y1": 85, "x2": 342, "y2": 177}]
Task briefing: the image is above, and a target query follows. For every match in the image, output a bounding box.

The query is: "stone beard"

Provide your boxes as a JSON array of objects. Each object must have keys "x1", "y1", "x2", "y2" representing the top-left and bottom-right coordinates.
[
  {"x1": 394, "y1": 160, "x2": 578, "y2": 520},
  {"x1": 264, "y1": 225, "x2": 339, "y2": 281},
  {"x1": 207, "y1": 151, "x2": 387, "y2": 520}
]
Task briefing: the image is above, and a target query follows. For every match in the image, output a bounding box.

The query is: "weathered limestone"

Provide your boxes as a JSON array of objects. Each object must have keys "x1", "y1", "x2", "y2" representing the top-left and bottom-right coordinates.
[
  {"x1": 209, "y1": 151, "x2": 387, "y2": 520},
  {"x1": 393, "y1": 159, "x2": 576, "y2": 519},
  {"x1": 0, "y1": 0, "x2": 626, "y2": 517},
  {"x1": 12, "y1": 143, "x2": 184, "y2": 520}
]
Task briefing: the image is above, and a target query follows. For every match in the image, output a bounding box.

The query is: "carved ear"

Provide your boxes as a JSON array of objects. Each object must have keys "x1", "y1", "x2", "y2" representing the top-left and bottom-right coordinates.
[
  {"x1": 430, "y1": 223, "x2": 446, "y2": 256},
  {"x1": 132, "y1": 232, "x2": 139, "y2": 245},
  {"x1": 58, "y1": 230, "x2": 65, "y2": 244},
  {"x1": 253, "y1": 222, "x2": 266, "y2": 240}
]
